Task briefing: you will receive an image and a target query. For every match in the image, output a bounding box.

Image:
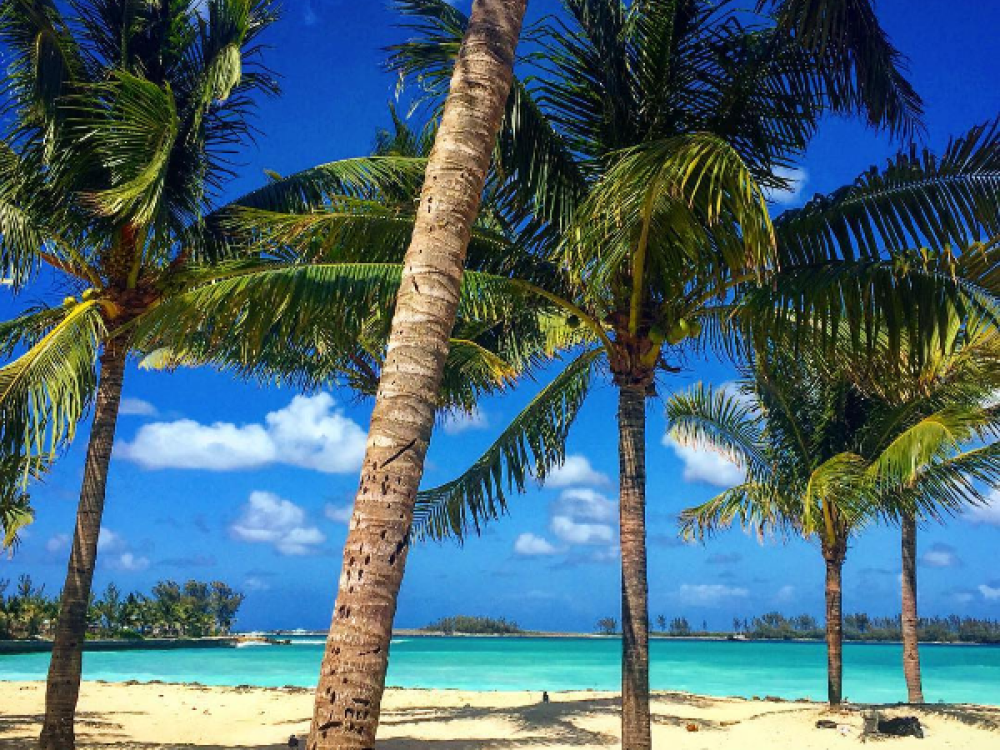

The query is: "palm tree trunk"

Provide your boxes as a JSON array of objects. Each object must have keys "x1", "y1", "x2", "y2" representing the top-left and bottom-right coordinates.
[
  {"x1": 39, "y1": 343, "x2": 127, "y2": 750},
  {"x1": 823, "y1": 541, "x2": 847, "y2": 707},
  {"x1": 901, "y1": 511, "x2": 924, "y2": 703},
  {"x1": 306, "y1": 2, "x2": 527, "y2": 748},
  {"x1": 618, "y1": 384, "x2": 651, "y2": 750}
]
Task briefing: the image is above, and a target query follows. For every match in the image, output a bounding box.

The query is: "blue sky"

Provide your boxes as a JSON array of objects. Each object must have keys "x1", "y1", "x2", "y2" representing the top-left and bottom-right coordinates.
[{"x1": 3, "y1": 0, "x2": 1000, "y2": 633}]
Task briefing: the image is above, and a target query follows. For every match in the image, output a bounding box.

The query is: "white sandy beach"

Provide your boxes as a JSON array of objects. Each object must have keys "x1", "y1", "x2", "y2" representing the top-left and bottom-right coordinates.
[{"x1": 1, "y1": 681, "x2": 998, "y2": 749}]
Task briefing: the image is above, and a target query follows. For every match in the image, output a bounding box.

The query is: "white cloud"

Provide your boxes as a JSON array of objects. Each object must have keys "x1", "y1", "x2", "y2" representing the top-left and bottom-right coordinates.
[
  {"x1": 550, "y1": 515, "x2": 613, "y2": 545},
  {"x1": 441, "y1": 408, "x2": 489, "y2": 435},
  {"x1": 324, "y1": 503, "x2": 354, "y2": 524},
  {"x1": 664, "y1": 435, "x2": 745, "y2": 487},
  {"x1": 979, "y1": 584, "x2": 1000, "y2": 602},
  {"x1": 244, "y1": 577, "x2": 271, "y2": 592},
  {"x1": 513, "y1": 533, "x2": 559, "y2": 556},
  {"x1": 120, "y1": 397, "x2": 158, "y2": 417},
  {"x1": 542, "y1": 455, "x2": 610, "y2": 488},
  {"x1": 553, "y1": 488, "x2": 616, "y2": 523},
  {"x1": 964, "y1": 493, "x2": 1000, "y2": 526},
  {"x1": 231, "y1": 491, "x2": 326, "y2": 556},
  {"x1": 678, "y1": 583, "x2": 749, "y2": 606},
  {"x1": 774, "y1": 584, "x2": 796, "y2": 603},
  {"x1": 108, "y1": 552, "x2": 150, "y2": 572},
  {"x1": 921, "y1": 544, "x2": 960, "y2": 568},
  {"x1": 120, "y1": 394, "x2": 366, "y2": 473},
  {"x1": 46, "y1": 533, "x2": 70, "y2": 553},
  {"x1": 98, "y1": 527, "x2": 125, "y2": 553},
  {"x1": 764, "y1": 167, "x2": 809, "y2": 206}
]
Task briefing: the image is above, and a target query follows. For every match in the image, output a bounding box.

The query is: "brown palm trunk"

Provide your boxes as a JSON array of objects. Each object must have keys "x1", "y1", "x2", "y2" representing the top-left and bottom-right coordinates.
[
  {"x1": 901, "y1": 511, "x2": 924, "y2": 702},
  {"x1": 40, "y1": 343, "x2": 127, "y2": 750},
  {"x1": 306, "y1": 2, "x2": 527, "y2": 747},
  {"x1": 823, "y1": 540, "x2": 846, "y2": 707},
  {"x1": 618, "y1": 384, "x2": 650, "y2": 750}
]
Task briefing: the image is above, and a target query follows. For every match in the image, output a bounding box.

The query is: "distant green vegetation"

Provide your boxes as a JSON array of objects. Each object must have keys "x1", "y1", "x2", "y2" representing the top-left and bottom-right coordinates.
[
  {"x1": 422, "y1": 616, "x2": 522, "y2": 635},
  {"x1": 0, "y1": 576, "x2": 244, "y2": 641},
  {"x1": 647, "y1": 612, "x2": 1000, "y2": 644}
]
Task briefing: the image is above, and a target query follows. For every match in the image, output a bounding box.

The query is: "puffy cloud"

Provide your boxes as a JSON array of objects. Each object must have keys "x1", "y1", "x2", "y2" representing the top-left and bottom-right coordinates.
[
  {"x1": 980, "y1": 583, "x2": 1000, "y2": 602},
  {"x1": 120, "y1": 394, "x2": 366, "y2": 473},
  {"x1": 231, "y1": 491, "x2": 326, "y2": 556},
  {"x1": 108, "y1": 552, "x2": 150, "y2": 572},
  {"x1": 98, "y1": 527, "x2": 126, "y2": 553},
  {"x1": 774, "y1": 585, "x2": 796, "y2": 603},
  {"x1": 324, "y1": 503, "x2": 354, "y2": 524},
  {"x1": 441, "y1": 408, "x2": 489, "y2": 435},
  {"x1": 119, "y1": 397, "x2": 158, "y2": 417},
  {"x1": 964, "y1": 493, "x2": 1000, "y2": 526},
  {"x1": 542, "y1": 455, "x2": 611, "y2": 488},
  {"x1": 244, "y1": 577, "x2": 271, "y2": 592},
  {"x1": 921, "y1": 543, "x2": 961, "y2": 568},
  {"x1": 513, "y1": 533, "x2": 559, "y2": 556},
  {"x1": 550, "y1": 488, "x2": 615, "y2": 546},
  {"x1": 764, "y1": 167, "x2": 809, "y2": 206},
  {"x1": 46, "y1": 533, "x2": 70, "y2": 553},
  {"x1": 678, "y1": 583, "x2": 749, "y2": 606},
  {"x1": 663, "y1": 435, "x2": 745, "y2": 487}
]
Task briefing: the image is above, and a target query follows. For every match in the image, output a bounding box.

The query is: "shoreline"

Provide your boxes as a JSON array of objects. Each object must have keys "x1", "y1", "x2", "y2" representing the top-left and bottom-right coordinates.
[{"x1": 2, "y1": 680, "x2": 998, "y2": 749}]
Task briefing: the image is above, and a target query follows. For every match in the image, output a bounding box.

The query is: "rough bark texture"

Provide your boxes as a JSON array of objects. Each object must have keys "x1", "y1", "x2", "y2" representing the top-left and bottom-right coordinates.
[
  {"x1": 618, "y1": 384, "x2": 651, "y2": 750},
  {"x1": 823, "y1": 539, "x2": 847, "y2": 707},
  {"x1": 901, "y1": 512, "x2": 924, "y2": 703},
  {"x1": 39, "y1": 344, "x2": 127, "y2": 750},
  {"x1": 306, "y1": 2, "x2": 527, "y2": 748}
]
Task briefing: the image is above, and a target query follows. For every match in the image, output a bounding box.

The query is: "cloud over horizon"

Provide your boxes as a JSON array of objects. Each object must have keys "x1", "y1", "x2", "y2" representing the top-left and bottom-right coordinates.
[
  {"x1": 120, "y1": 394, "x2": 366, "y2": 473},
  {"x1": 231, "y1": 491, "x2": 327, "y2": 556}
]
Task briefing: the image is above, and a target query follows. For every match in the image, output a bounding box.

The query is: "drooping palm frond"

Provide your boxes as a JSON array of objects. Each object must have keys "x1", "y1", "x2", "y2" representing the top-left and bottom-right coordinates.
[
  {"x1": 763, "y1": 0, "x2": 924, "y2": 138},
  {"x1": 667, "y1": 382, "x2": 769, "y2": 481},
  {"x1": 679, "y1": 481, "x2": 793, "y2": 541},
  {"x1": 0, "y1": 447, "x2": 48, "y2": 551},
  {"x1": 0, "y1": 300, "x2": 104, "y2": 459},
  {"x1": 413, "y1": 347, "x2": 604, "y2": 541},
  {"x1": 776, "y1": 120, "x2": 1000, "y2": 266}
]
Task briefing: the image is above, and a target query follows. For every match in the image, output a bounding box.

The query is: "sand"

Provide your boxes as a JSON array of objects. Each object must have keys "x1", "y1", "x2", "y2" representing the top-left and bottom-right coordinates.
[{"x1": 2, "y1": 681, "x2": 998, "y2": 749}]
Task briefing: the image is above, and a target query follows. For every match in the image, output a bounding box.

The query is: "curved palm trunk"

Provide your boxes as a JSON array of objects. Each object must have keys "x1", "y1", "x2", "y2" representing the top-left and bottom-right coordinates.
[
  {"x1": 901, "y1": 511, "x2": 924, "y2": 702},
  {"x1": 618, "y1": 384, "x2": 651, "y2": 750},
  {"x1": 40, "y1": 344, "x2": 127, "y2": 750},
  {"x1": 306, "y1": 2, "x2": 526, "y2": 748},
  {"x1": 823, "y1": 540, "x2": 847, "y2": 707}
]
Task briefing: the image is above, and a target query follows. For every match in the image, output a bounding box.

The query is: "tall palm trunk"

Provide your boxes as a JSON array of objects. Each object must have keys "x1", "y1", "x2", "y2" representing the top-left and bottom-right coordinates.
[
  {"x1": 306, "y1": 2, "x2": 527, "y2": 747},
  {"x1": 40, "y1": 343, "x2": 127, "y2": 750},
  {"x1": 618, "y1": 384, "x2": 650, "y2": 750},
  {"x1": 823, "y1": 539, "x2": 847, "y2": 707},
  {"x1": 901, "y1": 511, "x2": 924, "y2": 702}
]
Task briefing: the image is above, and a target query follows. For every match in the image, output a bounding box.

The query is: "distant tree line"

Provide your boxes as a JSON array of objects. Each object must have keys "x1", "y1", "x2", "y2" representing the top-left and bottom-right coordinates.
[
  {"x1": 0, "y1": 576, "x2": 244, "y2": 641},
  {"x1": 642, "y1": 612, "x2": 1000, "y2": 644},
  {"x1": 422, "y1": 615, "x2": 521, "y2": 635}
]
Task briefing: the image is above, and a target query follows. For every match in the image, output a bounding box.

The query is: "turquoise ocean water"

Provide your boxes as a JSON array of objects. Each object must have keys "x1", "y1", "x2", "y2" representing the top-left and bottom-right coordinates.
[{"x1": 2, "y1": 637, "x2": 999, "y2": 705}]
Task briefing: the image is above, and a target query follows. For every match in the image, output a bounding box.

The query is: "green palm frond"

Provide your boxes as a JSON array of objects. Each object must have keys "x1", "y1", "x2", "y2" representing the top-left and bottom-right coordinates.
[
  {"x1": 679, "y1": 481, "x2": 793, "y2": 542},
  {"x1": 413, "y1": 348, "x2": 604, "y2": 542},
  {"x1": 897, "y1": 442, "x2": 1000, "y2": 522},
  {"x1": 71, "y1": 71, "x2": 180, "y2": 225},
  {"x1": 666, "y1": 382, "x2": 769, "y2": 481},
  {"x1": 776, "y1": 120, "x2": 1000, "y2": 266},
  {"x1": 764, "y1": 0, "x2": 923, "y2": 137},
  {"x1": 0, "y1": 299, "x2": 104, "y2": 458}
]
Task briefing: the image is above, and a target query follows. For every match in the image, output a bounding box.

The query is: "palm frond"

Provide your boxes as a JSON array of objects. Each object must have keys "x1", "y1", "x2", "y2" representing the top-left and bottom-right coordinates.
[
  {"x1": 679, "y1": 481, "x2": 792, "y2": 541},
  {"x1": 413, "y1": 348, "x2": 604, "y2": 542}
]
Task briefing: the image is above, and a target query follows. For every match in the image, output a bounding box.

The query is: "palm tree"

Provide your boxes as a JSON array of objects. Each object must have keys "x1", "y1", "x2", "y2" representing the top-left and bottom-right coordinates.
[
  {"x1": 265, "y1": 1, "x2": 529, "y2": 746},
  {"x1": 0, "y1": 2, "x2": 282, "y2": 746},
  {"x1": 668, "y1": 341, "x2": 1000, "y2": 706},
  {"x1": 845, "y1": 304, "x2": 1000, "y2": 702},
  {"x1": 389, "y1": 1, "x2": 1000, "y2": 745}
]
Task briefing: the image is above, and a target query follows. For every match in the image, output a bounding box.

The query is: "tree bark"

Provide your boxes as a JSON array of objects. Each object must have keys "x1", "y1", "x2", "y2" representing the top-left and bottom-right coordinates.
[
  {"x1": 901, "y1": 511, "x2": 924, "y2": 703},
  {"x1": 823, "y1": 540, "x2": 847, "y2": 707},
  {"x1": 618, "y1": 384, "x2": 651, "y2": 750},
  {"x1": 40, "y1": 343, "x2": 127, "y2": 750},
  {"x1": 306, "y1": 2, "x2": 527, "y2": 748}
]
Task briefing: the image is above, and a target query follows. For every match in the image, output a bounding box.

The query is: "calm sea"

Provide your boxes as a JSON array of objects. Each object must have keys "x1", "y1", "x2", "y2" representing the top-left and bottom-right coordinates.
[{"x1": 2, "y1": 636, "x2": 999, "y2": 705}]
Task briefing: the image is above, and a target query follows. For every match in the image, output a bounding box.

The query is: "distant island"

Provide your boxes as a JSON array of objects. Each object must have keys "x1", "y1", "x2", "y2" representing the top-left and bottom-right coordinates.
[
  {"x1": 1, "y1": 575, "x2": 244, "y2": 642},
  {"x1": 592, "y1": 612, "x2": 1000, "y2": 644},
  {"x1": 421, "y1": 615, "x2": 523, "y2": 636}
]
